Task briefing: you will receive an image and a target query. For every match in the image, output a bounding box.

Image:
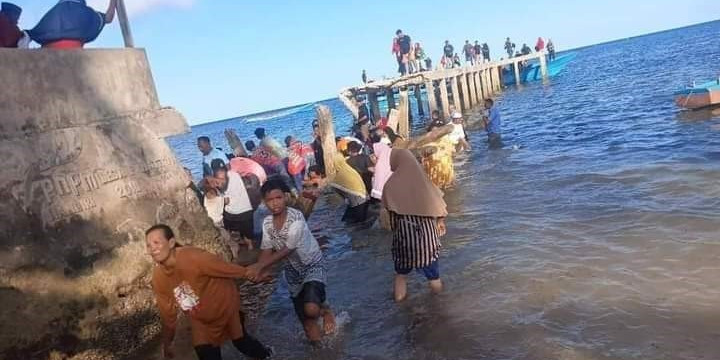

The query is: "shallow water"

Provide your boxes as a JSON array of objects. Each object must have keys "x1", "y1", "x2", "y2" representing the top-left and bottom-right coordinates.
[{"x1": 168, "y1": 21, "x2": 720, "y2": 359}]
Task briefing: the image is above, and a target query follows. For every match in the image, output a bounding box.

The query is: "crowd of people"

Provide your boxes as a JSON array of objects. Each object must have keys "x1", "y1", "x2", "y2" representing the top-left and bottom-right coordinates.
[
  {"x1": 0, "y1": 0, "x2": 118, "y2": 49},
  {"x1": 371, "y1": 29, "x2": 557, "y2": 79},
  {"x1": 154, "y1": 89, "x2": 505, "y2": 358}
]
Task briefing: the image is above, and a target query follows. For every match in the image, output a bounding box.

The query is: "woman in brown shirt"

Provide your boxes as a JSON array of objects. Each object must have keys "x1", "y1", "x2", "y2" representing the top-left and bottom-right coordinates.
[{"x1": 146, "y1": 224, "x2": 272, "y2": 360}]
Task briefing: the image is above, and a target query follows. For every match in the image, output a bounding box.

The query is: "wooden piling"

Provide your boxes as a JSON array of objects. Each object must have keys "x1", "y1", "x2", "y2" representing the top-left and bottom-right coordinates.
[
  {"x1": 513, "y1": 60, "x2": 521, "y2": 86},
  {"x1": 473, "y1": 71, "x2": 483, "y2": 101},
  {"x1": 425, "y1": 81, "x2": 438, "y2": 116},
  {"x1": 468, "y1": 72, "x2": 477, "y2": 106},
  {"x1": 386, "y1": 88, "x2": 396, "y2": 109},
  {"x1": 491, "y1": 66, "x2": 501, "y2": 92},
  {"x1": 116, "y1": 0, "x2": 135, "y2": 48},
  {"x1": 315, "y1": 105, "x2": 337, "y2": 180},
  {"x1": 414, "y1": 84, "x2": 424, "y2": 116},
  {"x1": 539, "y1": 50, "x2": 549, "y2": 81},
  {"x1": 459, "y1": 72, "x2": 471, "y2": 110},
  {"x1": 397, "y1": 90, "x2": 410, "y2": 139},
  {"x1": 482, "y1": 69, "x2": 491, "y2": 96},
  {"x1": 439, "y1": 77, "x2": 450, "y2": 118},
  {"x1": 450, "y1": 76, "x2": 461, "y2": 112}
]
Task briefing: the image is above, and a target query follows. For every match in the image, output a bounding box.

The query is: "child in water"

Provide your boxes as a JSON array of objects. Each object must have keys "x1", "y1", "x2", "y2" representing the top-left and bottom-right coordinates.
[{"x1": 245, "y1": 179, "x2": 336, "y2": 345}]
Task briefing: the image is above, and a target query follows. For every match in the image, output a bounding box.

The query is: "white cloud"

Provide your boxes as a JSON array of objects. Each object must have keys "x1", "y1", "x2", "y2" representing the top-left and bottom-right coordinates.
[{"x1": 88, "y1": 0, "x2": 196, "y2": 17}]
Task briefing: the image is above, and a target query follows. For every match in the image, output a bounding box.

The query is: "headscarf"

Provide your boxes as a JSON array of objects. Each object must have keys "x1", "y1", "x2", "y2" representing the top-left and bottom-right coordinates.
[
  {"x1": 229, "y1": 157, "x2": 267, "y2": 184},
  {"x1": 28, "y1": 0, "x2": 105, "y2": 45},
  {"x1": 329, "y1": 154, "x2": 366, "y2": 199},
  {"x1": 0, "y1": 2, "x2": 21, "y2": 47},
  {"x1": 382, "y1": 149, "x2": 447, "y2": 217},
  {"x1": 371, "y1": 142, "x2": 392, "y2": 200}
]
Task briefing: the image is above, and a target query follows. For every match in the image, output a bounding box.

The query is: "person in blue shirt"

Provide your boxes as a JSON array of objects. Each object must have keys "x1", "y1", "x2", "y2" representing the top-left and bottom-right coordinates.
[{"x1": 483, "y1": 99, "x2": 503, "y2": 149}]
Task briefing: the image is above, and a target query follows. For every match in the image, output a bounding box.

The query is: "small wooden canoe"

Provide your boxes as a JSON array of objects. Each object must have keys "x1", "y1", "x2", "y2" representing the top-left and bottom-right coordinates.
[{"x1": 674, "y1": 79, "x2": 720, "y2": 110}]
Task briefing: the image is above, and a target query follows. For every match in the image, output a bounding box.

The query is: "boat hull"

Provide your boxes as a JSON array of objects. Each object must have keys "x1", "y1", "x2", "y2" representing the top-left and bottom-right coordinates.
[
  {"x1": 502, "y1": 52, "x2": 576, "y2": 86},
  {"x1": 674, "y1": 80, "x2": 720, "y2": 110}
]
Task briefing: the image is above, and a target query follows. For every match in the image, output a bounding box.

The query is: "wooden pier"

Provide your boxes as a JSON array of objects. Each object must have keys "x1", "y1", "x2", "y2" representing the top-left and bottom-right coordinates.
[{"x1": 339, "y1": 51, "x2": 548, "y2": 120}]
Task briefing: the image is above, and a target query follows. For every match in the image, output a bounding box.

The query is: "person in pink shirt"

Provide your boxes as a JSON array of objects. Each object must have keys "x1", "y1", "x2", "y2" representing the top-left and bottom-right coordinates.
[{"x1": 229, "y1": 156, "x2": 267, "y2": 184}]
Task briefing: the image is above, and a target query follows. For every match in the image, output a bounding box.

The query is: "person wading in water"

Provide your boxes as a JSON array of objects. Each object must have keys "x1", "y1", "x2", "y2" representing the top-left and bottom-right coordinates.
[
  {"x1": 382, "y1": 149, "x2": 448, "y2": 302},
  {"x1": 146, "y1": 224, "x2": 273, "y2": 360}
]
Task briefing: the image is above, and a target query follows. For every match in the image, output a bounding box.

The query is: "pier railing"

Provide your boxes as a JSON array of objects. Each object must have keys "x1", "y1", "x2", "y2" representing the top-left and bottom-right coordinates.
[{"x1": 339, "y1": 50, "x2": 548, "y2": 120}]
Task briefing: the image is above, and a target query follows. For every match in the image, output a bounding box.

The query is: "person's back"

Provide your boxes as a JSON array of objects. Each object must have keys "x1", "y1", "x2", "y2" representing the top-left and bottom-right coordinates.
[
  {"x1": 398, "y1": 34, "x2": 411, "y2": 55},
  {"x1": 347, "y1": 153, "x2": 373, "y2": 194},
  {"x1": 28, "y1": 0, "x2": 117, "y2": 49},
  {"x1": 443, "y1": 42, "x2": 453, "y2": 58}
]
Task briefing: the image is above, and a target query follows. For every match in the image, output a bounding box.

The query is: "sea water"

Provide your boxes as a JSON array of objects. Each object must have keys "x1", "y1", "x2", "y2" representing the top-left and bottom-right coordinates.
[{"x1": 168, "y1": 21, "x2": 720, "y2": 360}]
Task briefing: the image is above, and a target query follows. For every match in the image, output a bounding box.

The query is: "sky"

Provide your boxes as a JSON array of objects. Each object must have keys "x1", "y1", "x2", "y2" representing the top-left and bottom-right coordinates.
[{"x1": 11, "y1": 1, "x2": 720, "y2": 125}]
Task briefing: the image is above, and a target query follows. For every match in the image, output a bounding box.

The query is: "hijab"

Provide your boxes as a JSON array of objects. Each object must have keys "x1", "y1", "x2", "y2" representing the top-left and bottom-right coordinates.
[
  {"x1": 329, "y1": 154, "x2": 366, "y2": 199},
  {"x1": 28, "y1": 0, "x2": 103, "y2": 45},
  {"x1": 382, "y1": 149, "x2": 447, "y2": 217},
  {"x1": 371, "y1": 142, "x2": 392, "y2": 200}
]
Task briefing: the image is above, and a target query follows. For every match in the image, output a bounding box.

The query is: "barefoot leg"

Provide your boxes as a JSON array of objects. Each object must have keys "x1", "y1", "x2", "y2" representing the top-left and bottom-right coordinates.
[
  {"x1": 321, "y1": 305, "x2": 336, "y2": 335},
  {"x1": 429, "y1": 279, "x2": 443, "y2": 294},
  {"x1": 394, "y1": 274, "x2": 408, "y2": 302}
]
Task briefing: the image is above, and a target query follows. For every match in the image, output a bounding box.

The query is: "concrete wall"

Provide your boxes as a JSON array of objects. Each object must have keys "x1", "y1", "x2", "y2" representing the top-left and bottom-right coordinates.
[{"x1": 0, "y1": 49, "x2": 222, "y2": 360}]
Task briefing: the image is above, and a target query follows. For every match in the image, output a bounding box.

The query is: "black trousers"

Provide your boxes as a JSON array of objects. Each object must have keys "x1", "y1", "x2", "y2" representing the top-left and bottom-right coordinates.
[{"x1": 194, "y1": 314, "x2": 271, "y2": 360}]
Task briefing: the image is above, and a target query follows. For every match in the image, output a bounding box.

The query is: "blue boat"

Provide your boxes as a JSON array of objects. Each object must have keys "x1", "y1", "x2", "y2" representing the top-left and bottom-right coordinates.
[
  {"x1": 674, "y1": 79, "x2": 720, "y2": 110},
  {"x1": 502, "y1": 52, "x2": 576, "y2": 86}
]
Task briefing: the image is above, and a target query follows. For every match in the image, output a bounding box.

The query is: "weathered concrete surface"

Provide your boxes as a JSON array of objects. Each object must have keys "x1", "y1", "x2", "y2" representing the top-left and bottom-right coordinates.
[{"x1": 0, "y1": 49, "x2": 222, "y2": 360}]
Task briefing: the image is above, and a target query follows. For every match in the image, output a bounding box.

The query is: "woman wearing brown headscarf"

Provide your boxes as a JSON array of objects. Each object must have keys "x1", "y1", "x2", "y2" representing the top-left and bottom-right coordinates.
[{"x1": 382, "y1": 149, "x2": 448, "y2": 302}]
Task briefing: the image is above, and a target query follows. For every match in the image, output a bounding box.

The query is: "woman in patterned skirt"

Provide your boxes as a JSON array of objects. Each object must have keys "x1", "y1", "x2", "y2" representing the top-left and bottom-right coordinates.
[{"x1": 382, "y1": 149, "x2": 448, "y2": 302}]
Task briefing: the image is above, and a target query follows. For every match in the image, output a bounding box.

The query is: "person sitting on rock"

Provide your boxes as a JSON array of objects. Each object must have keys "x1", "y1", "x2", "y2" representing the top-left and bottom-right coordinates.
[{"x1": 28, "y1": 0, "x2": 118, "y2": 49}]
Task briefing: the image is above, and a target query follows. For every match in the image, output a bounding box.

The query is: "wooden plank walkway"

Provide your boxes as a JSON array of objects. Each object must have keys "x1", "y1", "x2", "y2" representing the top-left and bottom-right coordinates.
[{"x1": 339, "y1": 51, "x2": 548, "y2": 119}]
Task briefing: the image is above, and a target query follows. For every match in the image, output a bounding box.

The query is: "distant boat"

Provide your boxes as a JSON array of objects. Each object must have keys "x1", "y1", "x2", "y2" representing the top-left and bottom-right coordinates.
[
  {"x1": 502, "y1": 52, "x2": 576, "y2": 86},
  {"x1": 674, "y1": 79, "x2": 720, "y2": 110}
]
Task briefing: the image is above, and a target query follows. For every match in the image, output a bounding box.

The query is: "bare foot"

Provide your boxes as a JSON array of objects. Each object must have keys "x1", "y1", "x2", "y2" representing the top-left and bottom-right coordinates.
[{"x1": 322, "y1": 308, "x2": 337, "y2": 335}]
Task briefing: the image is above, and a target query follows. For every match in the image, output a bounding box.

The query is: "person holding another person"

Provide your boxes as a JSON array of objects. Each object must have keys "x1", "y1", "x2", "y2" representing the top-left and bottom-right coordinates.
[
  {"x1": 382, "y1": 149, "x2": 448, "y2": 302},
  {"x1": 245, "y1": 179, "x2": 337, "y2": 345},
  {"x1": 448, "y1": 112, "x2": 471, "y2": 152},
  {"x1": 198, "y1": 136, "x2": 229, "y2": 178},
  {"x1": 483, "y1": 98, "x2": 502, "y2": 149},
  {"x1": 212, "y1": 159, "x2": 255, "y2": 251},
  {"x1": 146, "y1": 224, "x2": 273, "y2": 360},
  {"x1": 28, "y1": 0, "x2": 117, "y2": 49}
]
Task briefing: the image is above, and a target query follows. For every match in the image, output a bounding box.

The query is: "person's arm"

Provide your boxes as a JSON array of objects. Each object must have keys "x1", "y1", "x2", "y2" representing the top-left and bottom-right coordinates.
[
  {"x1": 104, "y1": 0, "x2": 118, "y2": 23},
  {"x1": 152, "y1": 283, "x2": 178, "y2": 359},
  {"x1": 436, "y1": 217, "x2": 447, "y2": 236},
  {"x1": 191, "y1": 249, "x2": 248, "y2": 279}
]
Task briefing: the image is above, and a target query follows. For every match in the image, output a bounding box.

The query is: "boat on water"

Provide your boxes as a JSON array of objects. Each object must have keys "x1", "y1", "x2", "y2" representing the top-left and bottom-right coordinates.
[
  {"x1": 502, "y1": 52, "x2": 576, "y2": 86},
  {"x1": 674, "y1": 79, "x2": 720, "y2": 110}
]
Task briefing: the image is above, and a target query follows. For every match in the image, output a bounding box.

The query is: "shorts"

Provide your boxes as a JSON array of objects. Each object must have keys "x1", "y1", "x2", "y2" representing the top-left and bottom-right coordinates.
[
  {"x1": 291, "y1": 281, "x2": 326, "y2": 321},
  {"x1": 395, "y1": 260, "x2": 440, "y2": 280},
  {"x1": 223, "y1": 210, "x2": 254, "y2": 239}
]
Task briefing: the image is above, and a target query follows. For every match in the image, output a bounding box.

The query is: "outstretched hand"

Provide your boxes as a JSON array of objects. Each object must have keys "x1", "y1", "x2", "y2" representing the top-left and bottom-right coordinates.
[
  {"x1": 437, "y1": 218, "x2": 447, "y2": 237},
  {"x1": 245, "y1": 264, "x2": 262, "y2": 282}
]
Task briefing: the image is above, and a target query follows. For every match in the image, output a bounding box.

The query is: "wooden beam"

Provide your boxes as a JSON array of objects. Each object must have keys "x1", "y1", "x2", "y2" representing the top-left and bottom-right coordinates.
[
  {"x1": 473, "y1": 71, "x2": 482, "y2": 101},
  {"x1": 513, "y1": 60, "x2": 521, "y2": 86},
  {"x1": 397, "y1": 90, "x2": 410, "y2": 139},
  {"x1": 338, "y1": 89, "x2": 359, "y2": 119},
  {"x1": 414, "y1": 84, "x2": 424, "y2": 116},
  {"x1": 425, "y1": 81, "x2": 438, "y2": 116},
  {"x1": 491, "y1": 66, "x2": 501, "y2": 93},
  {"x1": 386, "y1": 88, "x2": 396, "y2": 109},
  {"x1": 539, "y1": 50, "x2": 549, "y2": 81},
  {"x1": 315, "y1": 105, "x2": 337, "y2": 180},
  {"x1": 450, "y1": 76, "x2": 461, "y2": 113},
  {"x1": 439, "y1": 78, "x2": 450, "y2": 119},
  {"x1": 468, "y1": 72, "x2": 477, "y2": 106},
  {"x1": 459, "y1": 71, "x2": 471, "y2": 110},
  {"x1": 116, "y1": 0, "x2": 135, "y2": 48}
]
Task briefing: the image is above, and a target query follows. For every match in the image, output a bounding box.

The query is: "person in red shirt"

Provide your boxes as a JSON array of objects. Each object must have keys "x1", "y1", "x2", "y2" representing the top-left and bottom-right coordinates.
[
  {"x1": 535, "y1": 37, "x2": 545, "y2": 52},
  {"x1": 0, "y1": 2, "x2": 22, "y2": 48}
]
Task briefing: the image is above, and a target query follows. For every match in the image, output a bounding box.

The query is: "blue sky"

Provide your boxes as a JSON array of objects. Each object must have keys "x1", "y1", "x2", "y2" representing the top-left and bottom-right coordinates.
[{"x1": 12, "y1": 1, "x2": 720, "y2": 125}]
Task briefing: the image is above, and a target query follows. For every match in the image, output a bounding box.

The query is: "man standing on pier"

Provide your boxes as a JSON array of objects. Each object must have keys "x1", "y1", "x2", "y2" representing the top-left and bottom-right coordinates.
[
  {"x1": 504, "y1": 37, "x2": 515, "y2": 58},
  {"x1": 395, "y1": 29, "x2": 412, "y2": 75},
  {"x1": 482, "y1": 43, "x2": 490, "y2": 62},
  {"x1": 462, "y1": 40, "x2": 474, "y2": 65},
  {"x1": 443, "y1": 40, "x2": 454, "y2": 65},
  {"x1": 483, "y1": 99, "x2": 502, "y2": 149}
]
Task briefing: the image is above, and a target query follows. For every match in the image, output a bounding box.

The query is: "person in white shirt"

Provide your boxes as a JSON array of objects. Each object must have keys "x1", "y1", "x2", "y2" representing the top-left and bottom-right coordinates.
[
  {"x1": 212, "y1": 159, "x2": 255, "y2": 251},
  {"x1": 198, "y1": 136, "x2": 229, "y2": 177},
  {"x1": 448, "y1": 112, "x2": 471, "y2": 152}
]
